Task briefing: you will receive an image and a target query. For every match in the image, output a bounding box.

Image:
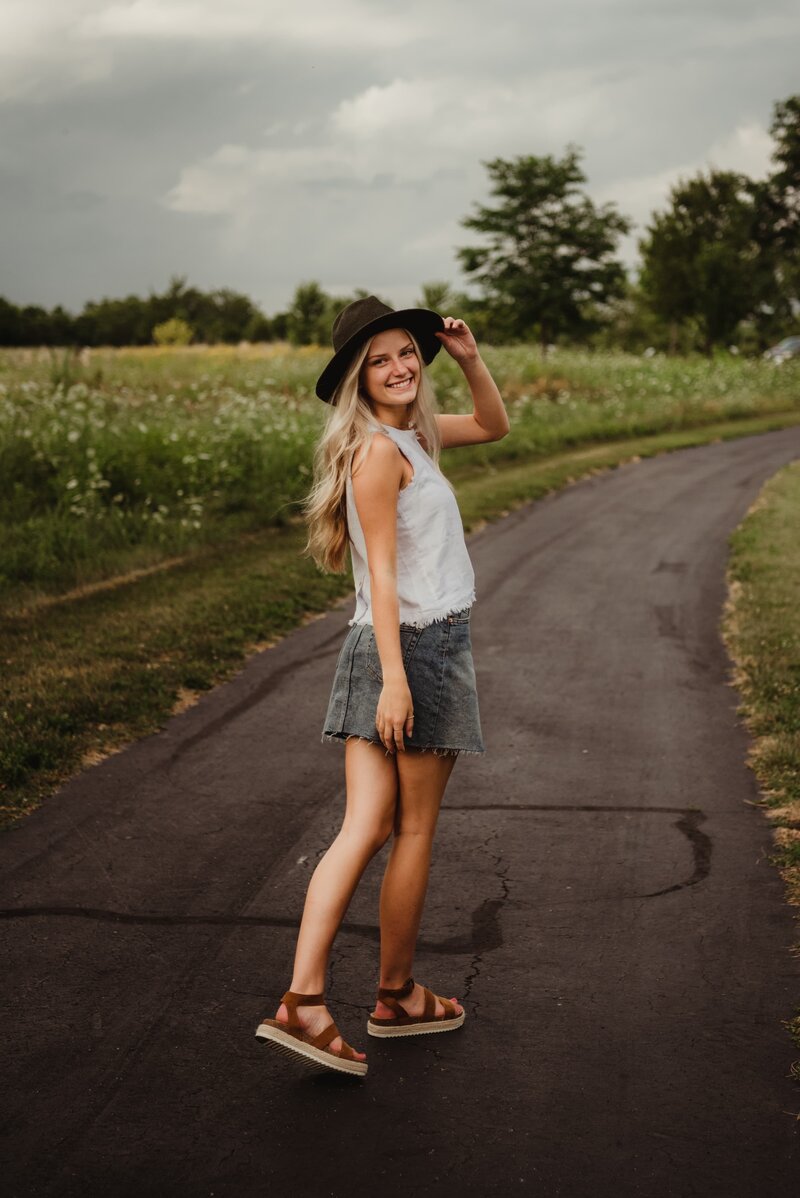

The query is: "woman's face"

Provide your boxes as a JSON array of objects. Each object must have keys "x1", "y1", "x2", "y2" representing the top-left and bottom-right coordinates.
[{"x1": 360, "y1": 327, "x2": 420, "y2": 416}]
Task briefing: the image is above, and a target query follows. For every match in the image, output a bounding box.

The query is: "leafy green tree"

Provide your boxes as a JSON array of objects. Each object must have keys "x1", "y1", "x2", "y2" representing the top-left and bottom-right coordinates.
[
  {"x1": 286, "y1": 281, "x2": 329, "y2": 345},
  {"x1": 457, "y1": 147, "x2": 632, "y2": 347},
  {"x1": 153, "y1": 317, "x2": 193, "y2": 346},
  {"x1": 768, "y1": 94, "x2": 800, "y2": 242},
  {"x1": 639, "y1": 96, "x2": 800, "y2": 354},
  {"x1": 639, "y1": 170, "x2": 764, "y2": 353},
  {"x1": 0, "y1": 298, "x2": 23, "y2": 346},
  {"x1": 0, "y1": 277, "x2": 276, "y2": 347},
  {"x1": 270, "y1": 311, "x2": 289, "y2": 341},
  {"x1": 243, "y1": 311, "x2": 274, "y2": 342},
  {"x1": 749, "y1": 94, "x2": 800, "y2": 344},
  {"x1": 417, "y1": 282, "x2": 454, "y2": 313},
  {"x1": 588, "y1": 280, "x2": 699, "y2": 354}
]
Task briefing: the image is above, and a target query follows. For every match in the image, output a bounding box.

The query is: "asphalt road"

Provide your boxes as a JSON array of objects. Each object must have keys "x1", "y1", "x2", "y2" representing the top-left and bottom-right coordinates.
[{"x1": 3, "y1": 427, "x2": 800, "y2": 1198}]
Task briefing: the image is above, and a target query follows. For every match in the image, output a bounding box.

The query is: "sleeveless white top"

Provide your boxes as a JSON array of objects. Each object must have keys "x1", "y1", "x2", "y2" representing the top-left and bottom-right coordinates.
[{"x1": 345, "y1": 421, "x2": 476, "y2": 629}]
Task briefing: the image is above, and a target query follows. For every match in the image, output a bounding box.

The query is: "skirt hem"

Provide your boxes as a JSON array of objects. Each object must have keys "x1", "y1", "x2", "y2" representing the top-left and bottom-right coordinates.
[{"x1": 320, "y1": 731, "x2": 485, "y2": 758}]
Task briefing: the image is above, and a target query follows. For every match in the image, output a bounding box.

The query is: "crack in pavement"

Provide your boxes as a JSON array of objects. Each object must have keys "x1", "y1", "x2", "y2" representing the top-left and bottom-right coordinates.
[
  {"x1": 0, "y1": 806, "x2": 709, "y2": 975},
  {"x1": 446, "y1": 804, "x2": 711, "y2": 899},
  {"x1": 461, "y1": 824, "x2": 509, "y2": 1010}
]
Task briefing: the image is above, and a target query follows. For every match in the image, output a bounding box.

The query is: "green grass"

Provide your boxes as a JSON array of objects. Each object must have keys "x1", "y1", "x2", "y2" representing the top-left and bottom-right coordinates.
[
  {"x1": 2, "y1": 408, "x2": 800, "y2": 831},
  {"x1": 722, "y1": 458, "x2": 800, "y2": 1081},
  {"x1": 2, "y1": 343, "x2": 798, "y2": 607},
  {"x1": 723, "y1": 459, "x2": 800, "y2": 895}
]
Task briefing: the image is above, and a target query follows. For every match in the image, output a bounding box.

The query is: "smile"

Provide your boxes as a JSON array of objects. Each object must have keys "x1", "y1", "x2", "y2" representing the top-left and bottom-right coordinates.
[{"x1": 386, "y1": 377, "x2": 415, "y2": 390}]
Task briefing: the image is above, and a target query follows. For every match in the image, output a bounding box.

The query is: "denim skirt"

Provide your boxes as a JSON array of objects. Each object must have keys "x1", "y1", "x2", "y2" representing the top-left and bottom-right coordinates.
[{"x1": 322, "y1": 607, "x2": 485, "y2": 756}]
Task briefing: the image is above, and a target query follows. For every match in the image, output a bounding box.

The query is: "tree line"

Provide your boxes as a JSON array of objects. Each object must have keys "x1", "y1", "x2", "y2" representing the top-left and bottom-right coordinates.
[
  {"x1": 0, "y1": 277, "x2": 277, "y2": 349},
  {"x1": 2, "y1": 94, "x2": 797, "y2": 355}
]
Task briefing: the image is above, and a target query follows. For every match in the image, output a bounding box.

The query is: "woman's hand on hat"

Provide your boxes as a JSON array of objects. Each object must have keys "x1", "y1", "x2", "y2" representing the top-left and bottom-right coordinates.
[{"x1": 436, "y1": 317, "x2": 479, "y2": 364}]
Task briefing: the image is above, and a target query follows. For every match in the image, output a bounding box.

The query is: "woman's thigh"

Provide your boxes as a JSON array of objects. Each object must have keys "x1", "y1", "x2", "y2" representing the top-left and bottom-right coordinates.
[
  {"x1": 394, "y1": 750, "x2": 458, "y2": 838},
  {"x1": 342, "y1": 738, "x2": 399, "y2": 844}
]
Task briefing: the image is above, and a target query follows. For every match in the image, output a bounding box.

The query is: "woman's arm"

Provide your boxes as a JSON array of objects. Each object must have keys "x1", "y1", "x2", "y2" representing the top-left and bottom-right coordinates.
[
  {"x1": 434, "y1": 317, "x2": 510, "y2": 449},
  {"x1": 351, "y1": 433, "x2": 414, "y2": 754}
]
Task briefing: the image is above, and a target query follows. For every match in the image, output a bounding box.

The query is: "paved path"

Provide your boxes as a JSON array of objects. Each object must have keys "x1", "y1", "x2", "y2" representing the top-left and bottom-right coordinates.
[{"x1": 3, "y1": 427, "x2": 800, "y2": 1197}]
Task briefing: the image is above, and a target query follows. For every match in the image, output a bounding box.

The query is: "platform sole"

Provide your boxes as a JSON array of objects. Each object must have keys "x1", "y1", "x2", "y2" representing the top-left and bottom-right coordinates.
[
  {"x1": 255, "y1": 1023, "x2": 368, "y2": 1077},
  {"x1": 367, "y1": 1012, "x2": 466, "y2": 1038}
]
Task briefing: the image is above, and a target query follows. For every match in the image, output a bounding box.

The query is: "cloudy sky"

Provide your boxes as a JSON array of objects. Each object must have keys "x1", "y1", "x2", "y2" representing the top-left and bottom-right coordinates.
[{"x1": 2, "y1": 0, "x2": 797, "y2": 317}]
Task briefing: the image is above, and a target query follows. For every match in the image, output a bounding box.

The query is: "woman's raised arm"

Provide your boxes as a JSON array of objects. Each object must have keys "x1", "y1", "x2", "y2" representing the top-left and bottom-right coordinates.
[{"x1": 434, "y1": 317, "x2": 510, "y2": 449}]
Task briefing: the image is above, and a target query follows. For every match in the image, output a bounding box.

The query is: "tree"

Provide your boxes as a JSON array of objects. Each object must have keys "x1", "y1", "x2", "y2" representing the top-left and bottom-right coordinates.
[
  {"x1": 768, "y1": 94, "x2": 800, "y2": 242},
  {"x1": 286, "y1": 281, "x2": 329, "y2": 345},
  {"x1": 417, "y1": 281, "x2": 454, "y2": 312},
  {"x1": 588, "y1": 279, "x2": 702, "y2": 354},
  {"x1": 457, "y1": 147, "x2": 632, "y2": 347},
  {"x1": 639, "y1": 170, "x2": 763, "y2": 353},
  {"x1": 0, "y1": 298, "x2": 23, "y2": 346},
  {"x1": 153, "y1": 317, "x2": 193, "y2": 346},
  {"x1": 639, "y1": 96, "x2": 800, "y2": 354},
  {"x1": 0, "y1": 277, "x2": 276, "y2": 347},
  {"x1": 750, "y1": 94, "x2": 800, "y2": 342}
]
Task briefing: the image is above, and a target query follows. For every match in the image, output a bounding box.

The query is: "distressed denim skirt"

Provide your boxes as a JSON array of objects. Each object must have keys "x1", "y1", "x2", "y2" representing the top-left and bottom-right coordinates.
[{"x1": 322, "y1": 607, "x2": 485, "y2": 757}]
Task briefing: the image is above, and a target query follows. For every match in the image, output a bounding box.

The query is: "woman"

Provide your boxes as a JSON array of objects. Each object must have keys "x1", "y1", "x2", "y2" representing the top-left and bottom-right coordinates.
[{"x1": 255, "y1": 296, "x2": 509, "y2": 1077}]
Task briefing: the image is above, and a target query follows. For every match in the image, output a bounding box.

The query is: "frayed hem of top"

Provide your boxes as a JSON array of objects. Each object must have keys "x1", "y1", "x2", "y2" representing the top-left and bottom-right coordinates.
[{"x1": 347, "y1": 591, "x2": 477, "y2": 631}]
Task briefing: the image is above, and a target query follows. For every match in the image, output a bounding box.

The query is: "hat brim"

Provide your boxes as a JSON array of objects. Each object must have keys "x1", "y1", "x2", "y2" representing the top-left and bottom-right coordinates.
[{"x1": 315, "y1": 308, "x2": 445, "y2": 403}]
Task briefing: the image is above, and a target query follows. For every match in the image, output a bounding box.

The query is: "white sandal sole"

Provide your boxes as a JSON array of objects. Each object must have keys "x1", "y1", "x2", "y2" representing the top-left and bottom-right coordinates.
[
  {"x1": 367, "y1": 1011, "x2": 466, "y2": 1038},
  {"x1": 255, "y1": 1023, "x2": 368, "y2": 1077}
]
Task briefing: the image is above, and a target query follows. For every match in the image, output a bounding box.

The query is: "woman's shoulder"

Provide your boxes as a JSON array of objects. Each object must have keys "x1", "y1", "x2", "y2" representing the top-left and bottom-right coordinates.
[{"x1": 351, "y1": 428, "x2": 403, "y2": 477}]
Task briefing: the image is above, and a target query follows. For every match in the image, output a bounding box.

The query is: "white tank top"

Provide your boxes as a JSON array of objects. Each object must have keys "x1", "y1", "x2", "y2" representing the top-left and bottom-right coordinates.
[{"x1": 345, "y1": 421, "x2": 476, "y2": 629}]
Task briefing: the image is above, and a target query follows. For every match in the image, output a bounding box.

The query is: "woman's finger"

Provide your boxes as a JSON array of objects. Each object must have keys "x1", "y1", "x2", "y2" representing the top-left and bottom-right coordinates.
[{"x1": 377, "y1": 714, "x2": 391, "y2": 753}]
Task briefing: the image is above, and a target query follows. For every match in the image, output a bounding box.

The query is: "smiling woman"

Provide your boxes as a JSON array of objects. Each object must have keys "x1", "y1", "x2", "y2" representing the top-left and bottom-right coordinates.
[{"x1": 254, "y1": 293, "x2": 509, "y2": 1078}]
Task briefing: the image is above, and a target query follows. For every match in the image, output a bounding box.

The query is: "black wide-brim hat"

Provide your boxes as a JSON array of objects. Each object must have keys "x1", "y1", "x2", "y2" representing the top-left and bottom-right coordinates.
[{"x1": 315, "y1": 295, "x2": 445, "y2": 403}]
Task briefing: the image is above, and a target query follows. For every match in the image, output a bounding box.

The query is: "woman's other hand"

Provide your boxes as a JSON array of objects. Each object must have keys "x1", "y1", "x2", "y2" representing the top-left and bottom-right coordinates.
[
  {"x1": 376, "y1": 680, "x2": 415, "y2": 754},
  {"x1": 436, "y1": 317, "x2": 479, "y2": 365}
]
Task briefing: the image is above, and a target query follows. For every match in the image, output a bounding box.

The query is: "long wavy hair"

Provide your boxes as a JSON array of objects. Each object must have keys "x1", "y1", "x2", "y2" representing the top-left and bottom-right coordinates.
[{"x1": 303, "y1": 329, "x2": 443, "y2": 573}]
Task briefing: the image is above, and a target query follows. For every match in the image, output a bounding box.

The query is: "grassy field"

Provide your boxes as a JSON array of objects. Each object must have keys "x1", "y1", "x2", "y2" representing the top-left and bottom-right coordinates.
[
  {"x1": 723, "y1": 461, "x2": 800, "y2": 900},
  {"x1": 2, "y1": 343, "x2": 798, "y2": 608},
  {"x1": 722, "y1": 460, "x2": 800, "y2": 1076},
  {"x1": 1, "y1": 343, "x2": 799, "y2": 830}
]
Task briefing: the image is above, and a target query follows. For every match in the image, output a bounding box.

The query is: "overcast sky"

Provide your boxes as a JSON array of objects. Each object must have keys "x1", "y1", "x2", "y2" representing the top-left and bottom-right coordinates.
[{"x1": 2, "y1": 0, "x2": 797, "y2": 317}]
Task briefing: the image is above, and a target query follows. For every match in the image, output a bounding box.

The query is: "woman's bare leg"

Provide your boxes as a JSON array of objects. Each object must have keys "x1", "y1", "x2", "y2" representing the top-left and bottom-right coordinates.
[
  {"x1": 274, "y1": 738, "x2": 397, "y2": 1057},
  {"x1": 373, "y1": 750, "x2": 463, "y2": 1020}
]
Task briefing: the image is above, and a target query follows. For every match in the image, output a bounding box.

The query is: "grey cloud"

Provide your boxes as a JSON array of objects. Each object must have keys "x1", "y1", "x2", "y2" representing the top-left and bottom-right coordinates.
[{"x1": 1, "y1": 0, "x2": 797, "y2": 314}]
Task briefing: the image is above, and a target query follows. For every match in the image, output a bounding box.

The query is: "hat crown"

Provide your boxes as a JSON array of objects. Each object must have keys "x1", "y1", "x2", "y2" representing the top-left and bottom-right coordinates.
[{"x1": 331, "y1": 296, "x2": 393, "y2": 352}]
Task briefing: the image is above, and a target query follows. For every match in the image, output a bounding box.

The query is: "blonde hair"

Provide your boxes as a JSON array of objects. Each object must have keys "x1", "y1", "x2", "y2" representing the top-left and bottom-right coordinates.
[{"x1": 303, "y1": 329, "x2": 443, "y2": 573}]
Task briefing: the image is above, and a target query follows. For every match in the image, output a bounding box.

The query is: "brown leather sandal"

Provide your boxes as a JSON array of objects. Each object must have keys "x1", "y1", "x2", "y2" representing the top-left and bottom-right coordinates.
[
  {"x1": 367, "y1": 976, "x2": 466, "y2": 1038},
  {"x1": 255, "y1": 990, "x2": 368, "y2": 1077}
]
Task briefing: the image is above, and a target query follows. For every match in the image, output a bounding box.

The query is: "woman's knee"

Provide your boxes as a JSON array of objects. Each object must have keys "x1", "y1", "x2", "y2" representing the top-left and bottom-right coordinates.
[
  {"x1": 339, "y1": 816, "x2": 393, "y2": 857},
  {"x1": 391, "y1": 817, "x2": 438, "y2": 842}
]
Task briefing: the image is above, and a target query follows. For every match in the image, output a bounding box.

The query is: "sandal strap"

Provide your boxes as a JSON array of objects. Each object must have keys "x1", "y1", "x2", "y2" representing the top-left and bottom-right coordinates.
[
  {"x1": 371, "y1": 983, "x2": 457, "y2": 1024},
  {"x1": 312, "y1": 1021, "x2": 359, "y2": 1062},
  {"x1": 281, "y1": 990, "x2": 325, "y2": 1006},
  {"x1": 377, "y1": 976, "x2": 415, "y2": 1001},
  {"x1": 273, "y1": 995, "x2": 361, "y2": 1062},
  {"x1": 279, "y1": 989, "x2": 325, "y2": 1033}
]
